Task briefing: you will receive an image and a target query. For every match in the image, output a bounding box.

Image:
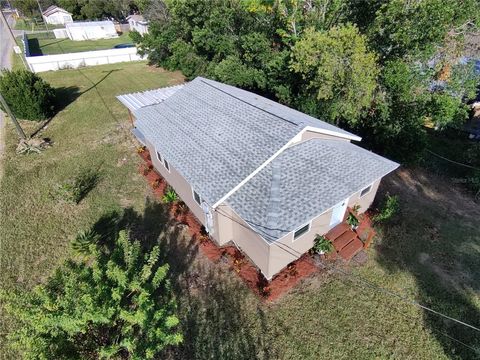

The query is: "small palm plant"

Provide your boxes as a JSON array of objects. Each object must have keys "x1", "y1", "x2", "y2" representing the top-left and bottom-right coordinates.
[
  {"x1": 346, "y1": 213, "x2": 359, "y2": 228},
  {"x1": 71, "y1": 229, "x2": 99, "y2": 256},
  {"x1": 313, "y1": 235, "x2": 334, "y2": 255},
  {"x1": 162, "y1": 186, "x2": 178, "y2": 204}
]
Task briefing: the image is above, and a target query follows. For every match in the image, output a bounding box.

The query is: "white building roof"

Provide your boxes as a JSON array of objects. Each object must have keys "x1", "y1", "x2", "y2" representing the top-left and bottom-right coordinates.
[
  {"x1": 66, "y1": 21, "x2": 115, "y2": 28},
  {"x1": 117, "y1": 84, "x2": 185, "y2": 111}
]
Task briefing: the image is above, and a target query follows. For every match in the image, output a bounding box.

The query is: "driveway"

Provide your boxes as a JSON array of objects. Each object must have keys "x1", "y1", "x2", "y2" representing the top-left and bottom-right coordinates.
[{"x1": 0, "y1": 10, "x2": 15, "y2": 181}]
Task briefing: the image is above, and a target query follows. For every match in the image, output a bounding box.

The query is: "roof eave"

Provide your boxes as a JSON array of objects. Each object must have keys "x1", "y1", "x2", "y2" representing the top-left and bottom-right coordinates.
[{"x1": 303, "y1": 125, "x2": 362, "y2": 142}]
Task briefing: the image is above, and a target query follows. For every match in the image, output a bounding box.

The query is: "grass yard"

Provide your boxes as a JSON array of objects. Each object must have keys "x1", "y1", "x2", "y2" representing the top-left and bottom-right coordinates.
[
  {"x1": 27, "y1": 32, "x2": 133, "y2": 56},
  {"x1": 14, "y1": 18, "x2": 65, "y2": 31},
  {"x1": 0, "y1": 62, "x2": 479, "y2": 360}
]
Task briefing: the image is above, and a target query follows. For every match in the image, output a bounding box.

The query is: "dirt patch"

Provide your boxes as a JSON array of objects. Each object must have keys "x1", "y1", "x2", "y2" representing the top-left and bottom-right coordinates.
[{"x1": 384, "y1": 167, "x2": 480, "y2": 218}]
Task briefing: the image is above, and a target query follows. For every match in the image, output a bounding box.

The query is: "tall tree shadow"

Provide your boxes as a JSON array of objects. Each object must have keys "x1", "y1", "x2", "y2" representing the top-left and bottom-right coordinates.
[
  {"x1": 54, "y1": 86, "x2": 81, "y2": 113},
  {"x1": 29, "y1": 86, "x2": 81, "y2": 137},
  {"x1": 374, "y1": 169, "x2": 480, "y2": 359}
]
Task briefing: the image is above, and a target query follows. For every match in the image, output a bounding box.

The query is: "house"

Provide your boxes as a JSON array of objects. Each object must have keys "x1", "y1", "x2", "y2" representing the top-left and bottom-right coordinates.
[
  {"x1": 65, "y1": 21, "x2": 118, "y2": 41},
  {"x1": 42, "y1": 5, "x2": 73, "y2": 25},
  {"x1": 117, "y1": 78, "x2": 399, "y2": 280},
  {"x1": 127, "y1": 14, "x2": 148, "y2": 35}
]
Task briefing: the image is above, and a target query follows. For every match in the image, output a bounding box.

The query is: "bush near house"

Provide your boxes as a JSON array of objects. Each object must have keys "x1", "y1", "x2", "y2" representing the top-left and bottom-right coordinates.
[{"x1": 0, "y1": 69, "x2": 55, "y2": 121}]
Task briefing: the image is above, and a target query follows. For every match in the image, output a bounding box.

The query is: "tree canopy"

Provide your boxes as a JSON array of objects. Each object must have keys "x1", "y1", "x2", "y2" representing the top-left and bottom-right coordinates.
[
  {"x1": 133, "y1": 0, "x2": 480, "y2": 163},
  {"x1": 291, "y1": 25, "x2": 379, "y2": 125}
]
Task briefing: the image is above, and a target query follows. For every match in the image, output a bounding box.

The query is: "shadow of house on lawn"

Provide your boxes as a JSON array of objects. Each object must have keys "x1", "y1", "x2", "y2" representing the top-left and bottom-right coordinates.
[
  {"x1": 374, "y1": 169, "x2": 480, "y2": 359},
  {"x1": 172, "y1": 263, "x2": 271, "y2": 360}
]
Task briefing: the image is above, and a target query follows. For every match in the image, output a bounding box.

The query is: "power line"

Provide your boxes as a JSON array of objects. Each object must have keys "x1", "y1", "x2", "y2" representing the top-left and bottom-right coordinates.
[
  {"x1": 426, "y1": 149, "x2": 480, "y2": 171},
  {"x1": 333, "y1": 267, "x2": 480, "y2": 355},
  {"x1": 335, "y1": 264, "x2": 480, "y2": 333},
  {"x1": 212, "y1": 206, "x2": 480, "y2": 333}
]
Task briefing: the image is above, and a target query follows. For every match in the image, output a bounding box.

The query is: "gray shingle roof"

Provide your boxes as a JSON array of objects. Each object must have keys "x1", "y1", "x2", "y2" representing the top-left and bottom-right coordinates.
[
  {"x1": 227, "y1": 138, "x2": 399, "y2": 242},
  {"x1": 126, "y1": 77, "x2": 398, "y2": 241},
  {"x1": 134, "y1": 77, "x2": 302, "y2": 205},
  {"x1": 199, "y1": 78, "x2": 361, "y2": 140}
]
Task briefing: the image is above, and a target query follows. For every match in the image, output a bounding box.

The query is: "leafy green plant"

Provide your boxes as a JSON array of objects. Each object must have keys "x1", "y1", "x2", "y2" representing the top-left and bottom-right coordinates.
[
  {"x1": 0, "y1": 69, "x2": 55, "y2": 121},
  {"x1": 373, "y1": 194, "x2": 399, "y2": 223},
  {"x1": 55, "y1": 168, "x2": 101, "y2": 204},
  {"x1": 313, "y1": 235, "x2": 334, "y2": 254},
  {"x1": 0, "y1": 230, "x2": 182, "y2": 359},
  {"x1": 346, "y1": 213, "x2": 359, "y2": 228},
  {"x1": 162, "y1": 186, "x2": 179, "y2": 204}
]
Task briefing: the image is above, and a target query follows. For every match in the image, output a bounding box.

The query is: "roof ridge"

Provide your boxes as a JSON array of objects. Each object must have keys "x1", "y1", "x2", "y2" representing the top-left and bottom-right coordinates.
[
  {"x1": 198, "y1": 78, "x2": 299, "y2": 126},
  {"x1": 264, "y1": 161, "x2": 282, "y2": 229}
]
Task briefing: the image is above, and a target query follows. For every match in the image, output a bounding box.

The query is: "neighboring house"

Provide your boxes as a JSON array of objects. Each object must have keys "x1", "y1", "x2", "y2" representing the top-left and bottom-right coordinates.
[
  {"x1": 118, "y1": 78, "x2": 399, "y2": 279},
  {"x1": 65, "y1": 21, "x2": 118, "y2": 41},
  {"x1": 127, "y1": 14, "x2": 148, "y2": 35},
  {"x1": 42, "y1": 5, "x2": 73, "y2": 25}
]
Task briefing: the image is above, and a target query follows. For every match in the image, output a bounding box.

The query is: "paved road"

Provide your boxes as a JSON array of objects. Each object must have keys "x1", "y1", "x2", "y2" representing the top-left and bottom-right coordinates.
[
  {"x1": 0, "y1": 11, "x2": 14, "y2": 70},
  {"x1": 0, "y1": 10, "x2": 15, "y2": 181}
]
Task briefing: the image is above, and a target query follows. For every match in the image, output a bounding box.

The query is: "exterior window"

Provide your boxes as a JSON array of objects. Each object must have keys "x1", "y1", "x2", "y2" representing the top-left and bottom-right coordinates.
[
  {"x1": 156, "y1": 151, "x2": 162, "y2": 162},
  {"x1": 293, "y1": 223, "x2": 310, "y2": 240},
  {"x1": 193, "y1": 190, "x2": 201, "y2": 205},
  {"x1": 360, "y1": 185, "x2": 371, "y2": 197},
  {"x1": 163, "y1": 159, "x2": 170, "y2": 171}
]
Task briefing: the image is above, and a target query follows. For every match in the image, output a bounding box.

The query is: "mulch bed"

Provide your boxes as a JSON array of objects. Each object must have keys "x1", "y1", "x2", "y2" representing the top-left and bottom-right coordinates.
[{"x1": 137, "y1": 148, "x2": 319, "y2": 302}]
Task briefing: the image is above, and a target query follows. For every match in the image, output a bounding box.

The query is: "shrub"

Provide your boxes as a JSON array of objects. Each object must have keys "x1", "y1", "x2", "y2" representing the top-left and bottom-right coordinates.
[
  {"x1": 0, "y1": 230, "x2": 182, "y2": 359},
  {"x1": 55, "y1": 168, "x2": 101, "y2": 204},
  {"x1": 0, "y1": 69, "x2": 55, "y2": 121},
  {"x1": 162, "y1": 186, "x2": 178, "y2": 204},
  {"x1": 373, "y1": 194, "x2": 399, "y2": 223},
  {"x1": 313, "y1": 235, "x2": 334, "y2": 254}
]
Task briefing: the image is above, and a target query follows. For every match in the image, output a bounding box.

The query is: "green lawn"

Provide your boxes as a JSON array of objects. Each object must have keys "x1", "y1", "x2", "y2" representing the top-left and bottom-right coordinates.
[
  {"x1": 27, "y1": 32, "x2": 133, "y2": 56},
  {"x1": 14, "y1": 18, "x2": 65, "y2": 31},
  {"x1": 0, "y1": 62, "x2": 479, "y2": 360}
]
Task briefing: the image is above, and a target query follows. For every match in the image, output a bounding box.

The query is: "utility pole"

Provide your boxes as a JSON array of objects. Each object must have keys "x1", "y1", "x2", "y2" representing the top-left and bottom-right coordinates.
[
  {"x1": 0, "y1": 92, "x2": 27, "y2": 140},
  {"x1": 35, "y1": 0, "x2": 48, "y2": 31},
  {"x1": 0, "y1": 8, "x2": 28, "y2": 69}
]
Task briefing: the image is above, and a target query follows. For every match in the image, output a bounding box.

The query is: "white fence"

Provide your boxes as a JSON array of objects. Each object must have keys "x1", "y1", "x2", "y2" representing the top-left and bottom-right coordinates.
[{"x1": 26, "y1": 47, "x2": 145, "y2": 73}]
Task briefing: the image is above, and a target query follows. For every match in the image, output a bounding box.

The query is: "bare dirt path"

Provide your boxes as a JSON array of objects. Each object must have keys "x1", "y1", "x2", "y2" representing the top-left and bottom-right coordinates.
[{"x1": 0, "y1": 10, "x2": 15, "y2": 182}]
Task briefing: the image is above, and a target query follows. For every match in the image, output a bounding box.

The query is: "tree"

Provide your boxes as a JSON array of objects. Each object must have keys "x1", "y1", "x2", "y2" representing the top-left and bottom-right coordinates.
[
  {"x1": 0, "y1": 230, "x2": 182, "y2": 359},
  {"x1": 290, "y1": 25, "x2": 379, "y2": 125},
  {"x1": 10, "y1": 0, "x2": 38, "y2": 16},
  {"x1": 370, "y1": 0, "x2": 480, "y2": 59},
  {"x1": 356, "y1": 59, "x2": 428, "y2": 162},
  {"x1": 0, "y1": 70, "x2": 55, "y2": 121},
  {"x1": 132, "y1": 0, "x2": 480, "y2": 163}
]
